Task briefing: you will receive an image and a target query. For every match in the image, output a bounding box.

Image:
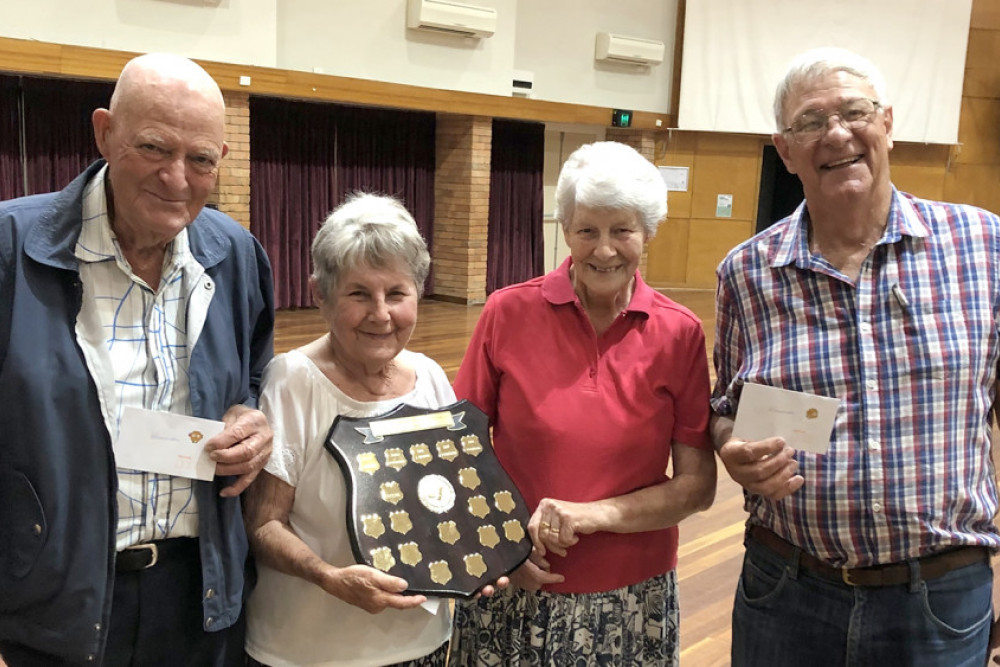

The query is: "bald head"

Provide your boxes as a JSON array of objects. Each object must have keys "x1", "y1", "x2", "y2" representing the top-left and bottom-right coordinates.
[
  {"x1": 92, "y1": 53, "x2": 229, "y2": 252},
  {"x1": 110, "y1": 53, "x2": 225, "y2": 127}
]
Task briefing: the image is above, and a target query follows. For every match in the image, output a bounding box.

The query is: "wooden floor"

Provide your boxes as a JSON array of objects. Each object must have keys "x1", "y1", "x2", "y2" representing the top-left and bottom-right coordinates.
[{"x1": 275, "y1": 290, "x2": 743, "y2": 667}]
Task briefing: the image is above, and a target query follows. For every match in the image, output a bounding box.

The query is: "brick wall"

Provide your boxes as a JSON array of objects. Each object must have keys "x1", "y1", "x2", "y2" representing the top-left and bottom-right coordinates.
[
  {"x1": 431, "y1": 114, "x2": 492, "y2": 304},
  {"x1": 214, "y1": 91, "x2": 250, "y2": 228}
]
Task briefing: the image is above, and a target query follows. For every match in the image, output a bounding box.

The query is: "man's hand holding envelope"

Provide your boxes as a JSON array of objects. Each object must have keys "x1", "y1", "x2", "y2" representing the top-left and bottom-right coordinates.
[{"x1": 712, "y1": 383, "x2": 841, "y2": 501}]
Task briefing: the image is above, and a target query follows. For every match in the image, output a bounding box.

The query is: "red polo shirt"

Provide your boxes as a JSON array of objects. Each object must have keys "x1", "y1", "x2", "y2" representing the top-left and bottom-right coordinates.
[{"x1": 454, "y1": 258, "x2": 711, "y2": 593}]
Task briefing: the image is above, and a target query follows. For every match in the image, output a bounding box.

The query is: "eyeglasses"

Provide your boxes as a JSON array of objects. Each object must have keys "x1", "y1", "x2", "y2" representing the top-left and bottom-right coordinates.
[{"x1": 783, "y1": 98, "x2": 882, "y2": 144}]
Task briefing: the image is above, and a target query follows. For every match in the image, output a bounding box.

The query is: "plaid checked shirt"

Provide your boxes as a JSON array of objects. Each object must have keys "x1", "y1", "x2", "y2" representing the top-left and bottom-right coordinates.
[{"x1": 712, "y1": 187, "x2": 1000, "y2": 567}]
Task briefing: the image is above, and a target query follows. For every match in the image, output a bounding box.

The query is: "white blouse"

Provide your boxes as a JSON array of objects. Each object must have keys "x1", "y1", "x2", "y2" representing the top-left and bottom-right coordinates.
[{"x1": 246, "y1": 349, "x2": 456, "y2": 667}]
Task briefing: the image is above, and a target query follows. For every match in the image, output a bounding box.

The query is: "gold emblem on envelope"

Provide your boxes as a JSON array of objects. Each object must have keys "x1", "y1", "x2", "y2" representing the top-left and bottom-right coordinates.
[
  {"x1": 478, "y1": 525, "x2": 500, "y2": 549},
  {"x1": 410, "y1": 443, "x2": 433, "y2": 466},
  {"x1": 399, "y1": 542, "x2": 422, "y2": 566},
  {"x1": 437, "y1": 520, "x2": 460, "y2": 545},
  {"x1": 384, "y1": 447, "x2": 407, "y2": 471},
  {"x1": 188, "y1": 430, "x2": 204, "y2": 444},
  {"x1": 458, "y1": 467, "x2": 481, "y2": 490},
  {"x1": 390, "y1": 510, "x2": 413, "y2": 535},
  {"x1": 429, "y1": 560, "x2": 453, "y2": 585},
  {"x1": 464, "y1": 553, "x2": 488, "y2": 578},
  {"x1": 361, "y1": 514, "x2": 386, "y2": 538},
  {"x1": 806, "y1": 408, "x2": 819, "y2": 419},
  {"x1": 357, "y1": 452, "x2": 380, "y2": 475},
  {"x1": 502, "y1": 519, "x2": 525, "y2": 542},
  {"x1": 460, "y1": 434, "x2": 483, "y2": 456},
  {"x1": 371, "y1": 546, "x2": 396, "y2": 571},
  {"x1": 468, "y1": 495, "x2": 490, "y2": 519},
  {"x1": 494, "y1": 490, "x2": 516, "y2": 514},
  {"x1": 379, "y1": 481, "x2": 404, "y2": 505},
  {"x1": 435, "y1": 439, "x2": 459, "y2": 462}
]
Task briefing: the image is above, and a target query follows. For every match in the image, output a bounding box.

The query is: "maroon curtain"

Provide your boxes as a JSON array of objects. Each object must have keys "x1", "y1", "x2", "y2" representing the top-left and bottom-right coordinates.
[
  {"x1": 0, "y1": 75, "x2": 23, "y2": 201},
  {"x1": 486, "y1": 119, "x2": 544, "y2": 293},
  {"x1": 250, "y1": 97, "x2": 435, "y2": 309},
  {"x1": 22, "y1": 77, "x2": 112, "y2": 194}
]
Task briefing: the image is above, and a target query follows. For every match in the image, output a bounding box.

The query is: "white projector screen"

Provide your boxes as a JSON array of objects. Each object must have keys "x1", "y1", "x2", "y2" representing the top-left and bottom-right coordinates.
[{"x1": 677, "y1": 0, "x2": 972, "y2": 144}]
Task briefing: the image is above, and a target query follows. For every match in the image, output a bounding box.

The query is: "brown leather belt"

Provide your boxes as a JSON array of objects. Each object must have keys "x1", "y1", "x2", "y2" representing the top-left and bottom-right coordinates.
[{"x1": 748, "y1": 525, "x2": 988, "y2": 587}]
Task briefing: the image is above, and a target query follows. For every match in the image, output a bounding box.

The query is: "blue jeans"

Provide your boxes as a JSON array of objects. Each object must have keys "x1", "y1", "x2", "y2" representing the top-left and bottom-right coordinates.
[{"x1": 732, "y1": 536, "x2": 993, "y2": 667}]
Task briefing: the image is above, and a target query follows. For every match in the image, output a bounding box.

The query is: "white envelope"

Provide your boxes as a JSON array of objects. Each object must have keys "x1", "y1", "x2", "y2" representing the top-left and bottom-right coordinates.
[
  {"x1": 115, "y1": 407, "x2": 223, "y2": 480},
  {"x1": 732, "y1": 383, "x2": 840, "y2": 454}
]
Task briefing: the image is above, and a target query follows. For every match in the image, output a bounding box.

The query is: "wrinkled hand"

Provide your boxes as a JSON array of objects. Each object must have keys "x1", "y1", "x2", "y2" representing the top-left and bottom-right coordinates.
[
  {"x1": 324, "y1": 564, "x2": 427, "y2": 614},
  {"x1": 205, "y1": 404, "x2": 273, "y2": 497},
  {"x1": 717, "y1": 436, "x2": 803, "y2": 500},
  {"x1": 475, "y1": 575, "x2": 510, "y2": 598},
  {"x1": 528, "y1": 498, "x2": 597, "y2": 558},
  {"x1": 508, "y1": 549, "x2": 564, "y2": 592}
]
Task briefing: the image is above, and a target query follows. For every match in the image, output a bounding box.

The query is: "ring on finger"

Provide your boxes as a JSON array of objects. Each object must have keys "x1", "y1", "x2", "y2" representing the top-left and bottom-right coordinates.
[{"x1": 539, "y1": 521, "x2": 551, "y2": 530}]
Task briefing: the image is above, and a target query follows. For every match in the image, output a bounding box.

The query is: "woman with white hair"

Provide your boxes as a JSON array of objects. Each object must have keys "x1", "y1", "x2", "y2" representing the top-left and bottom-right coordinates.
[
  {"x1": 243, "y1": 193, "x2": 455, "y2": 666},
  {"x1": 448, "y1": 141, "x2": 717, "y2": 665}
]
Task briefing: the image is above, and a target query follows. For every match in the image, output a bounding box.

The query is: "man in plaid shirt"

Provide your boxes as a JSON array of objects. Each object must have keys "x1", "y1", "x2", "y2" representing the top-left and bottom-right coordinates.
[{"x1": 712, "y1": 46, "x2": 1000, "y2": 666}]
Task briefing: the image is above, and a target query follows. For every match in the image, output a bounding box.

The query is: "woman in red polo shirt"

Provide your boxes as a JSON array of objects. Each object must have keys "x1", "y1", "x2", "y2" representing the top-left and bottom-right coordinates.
[{"x1": 447, "y1": 141, "x2": 717, "y2": 665}]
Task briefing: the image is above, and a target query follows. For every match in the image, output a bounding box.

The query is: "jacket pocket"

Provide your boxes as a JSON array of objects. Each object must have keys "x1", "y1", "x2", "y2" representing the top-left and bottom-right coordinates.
[{"x1": 0, "y1": 470, "x2": 47, "y2": 579}]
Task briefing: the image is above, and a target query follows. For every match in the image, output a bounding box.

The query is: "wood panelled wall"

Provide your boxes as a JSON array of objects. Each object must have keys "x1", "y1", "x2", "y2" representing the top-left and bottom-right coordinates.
[{"x1": 644, "y1": 0, "x2": 1000, "y2": 289}]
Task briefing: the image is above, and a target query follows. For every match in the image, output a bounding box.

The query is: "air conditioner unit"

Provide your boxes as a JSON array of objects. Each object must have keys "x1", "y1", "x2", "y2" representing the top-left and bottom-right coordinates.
[
  {"x1": 407, "y1": 0, "x2": 497, "y2": 39},
  {"x1": 594, "y1": 32, "x2": 665, "y2": 66}
]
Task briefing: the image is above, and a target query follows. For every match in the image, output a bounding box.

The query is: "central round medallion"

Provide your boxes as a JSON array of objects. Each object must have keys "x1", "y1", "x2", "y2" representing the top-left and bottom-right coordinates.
[{"x1": 417, "y1": 474, "x2": 456, "y2": 514}]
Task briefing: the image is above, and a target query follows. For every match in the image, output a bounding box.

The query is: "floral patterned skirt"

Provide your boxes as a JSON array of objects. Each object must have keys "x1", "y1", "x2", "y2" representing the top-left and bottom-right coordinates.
[{"x1": 446, "y1": 571, "x2": 679, "y2": 666}]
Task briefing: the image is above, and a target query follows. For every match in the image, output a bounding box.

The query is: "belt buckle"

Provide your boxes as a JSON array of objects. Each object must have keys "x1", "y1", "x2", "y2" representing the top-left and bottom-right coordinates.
[
  {"x1": 126, "y1": 542, "x2": 159, "y2": 569},
  {"x1": 841, "y1": 568, "x2": 858, "y2": 586}
]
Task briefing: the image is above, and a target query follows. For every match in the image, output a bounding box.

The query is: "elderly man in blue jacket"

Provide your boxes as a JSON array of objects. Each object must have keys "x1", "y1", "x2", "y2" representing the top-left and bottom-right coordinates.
[{"x1": 0, "y1": 53, "x2": 274, "y2": 666}]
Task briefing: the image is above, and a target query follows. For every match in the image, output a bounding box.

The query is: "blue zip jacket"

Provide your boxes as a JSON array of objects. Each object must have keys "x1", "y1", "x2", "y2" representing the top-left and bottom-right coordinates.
[{"x1": 0, "y1": 161, "x2": 275, "y2": 665}]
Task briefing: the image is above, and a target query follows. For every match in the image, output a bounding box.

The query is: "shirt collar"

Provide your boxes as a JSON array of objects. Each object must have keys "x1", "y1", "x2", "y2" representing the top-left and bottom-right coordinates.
[
  {"x1": 769, "y1": 186, "x2": 930, "y2": 269},
  {"x1": 540, "y1": 256, "x2": 654, "y2": 317}
]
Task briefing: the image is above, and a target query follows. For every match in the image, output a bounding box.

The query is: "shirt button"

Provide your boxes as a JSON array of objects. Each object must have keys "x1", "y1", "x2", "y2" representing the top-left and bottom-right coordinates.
[
  {"x1": 204, "y1": 280, "x2": 214, "y2": 291},
  {"x1": 872, "y1": 502, "x2": 883, "y2": 513},
  {"x1": 94, "y1": 623, "x2": 102, "y2": 632},
  {"x1": 205, "y1": 588, "x2": 215, "y2": 600},
  {"x1": 868, "y1": 439, "x2": 880, "y2": 451},
  {"x1": 205, "y1": 617, "x2": 214, "y2": 628},
  {"x1": 865, "y1": 379, "x2": 877, "y2": 390},
  {"x1": 33, "y1": 524, "x2": 42, "y2": 535},
  {"x1": 589, "y1": 368, "x2": 597, "y2": 378},
  {"x1": 859, "y1": 322, "x2": 872, "y2": 334}
]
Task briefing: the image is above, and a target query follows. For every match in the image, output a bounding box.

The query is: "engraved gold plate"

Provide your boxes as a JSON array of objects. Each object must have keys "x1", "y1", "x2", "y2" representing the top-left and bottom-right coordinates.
[
  {"x1": 384, "y1": 447, "x2": 407, "y2": 471},
  {"x1": 463, "y1": 553, "x2": 488, "y2": 578},
  {"x1": 399, "y1": 542, "x2": 422, "y2": 566},
  {"x1": 429, "y1": 560, "x2": 453, "y2": 585},
  {"x1": 437, "y1": 520, "x2": 461, "y2": 545},
  {"x1": 389, "y1": 510, "x2": 413, "y2": 535},
  {"x1": 435, "y1": 439, "x2": 459, "y2": 462},
  {"x1": 460, "y1": 434, "x2": 483, "y2": 456},
  {"x1": 409, "y1": 443, "x2": 433, "y2": 466},
  {"x1": 458, "y1": 467, "x2": 481, "y2": 490},
  {"x1": 478, "y1": 525, "x2": 500, "y2": 549},
  {"x1": 467, "y1": 495, "x2": 490, "y2": 519},
  {"x1": 494, "y1": 490, "x2": 516, "y2": 514},
  {"x1": 418, "y1": 474, "x2": 456, "y2": 513},
  {"x1": 371, "y1": 547, "x2": 396, "y2": 572},
  {"x1": 357, "y1": 452, "x2": 380, "y2": 475},
  {"x1": 502, "y1": 519, "x2": 525, "y2": 543},
  {"x1": 362, "y1": 514, "x2": 386, "y2": 538},
  {"x1": 379, "y1": 481, "x2": 404, "y2": 505}
]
